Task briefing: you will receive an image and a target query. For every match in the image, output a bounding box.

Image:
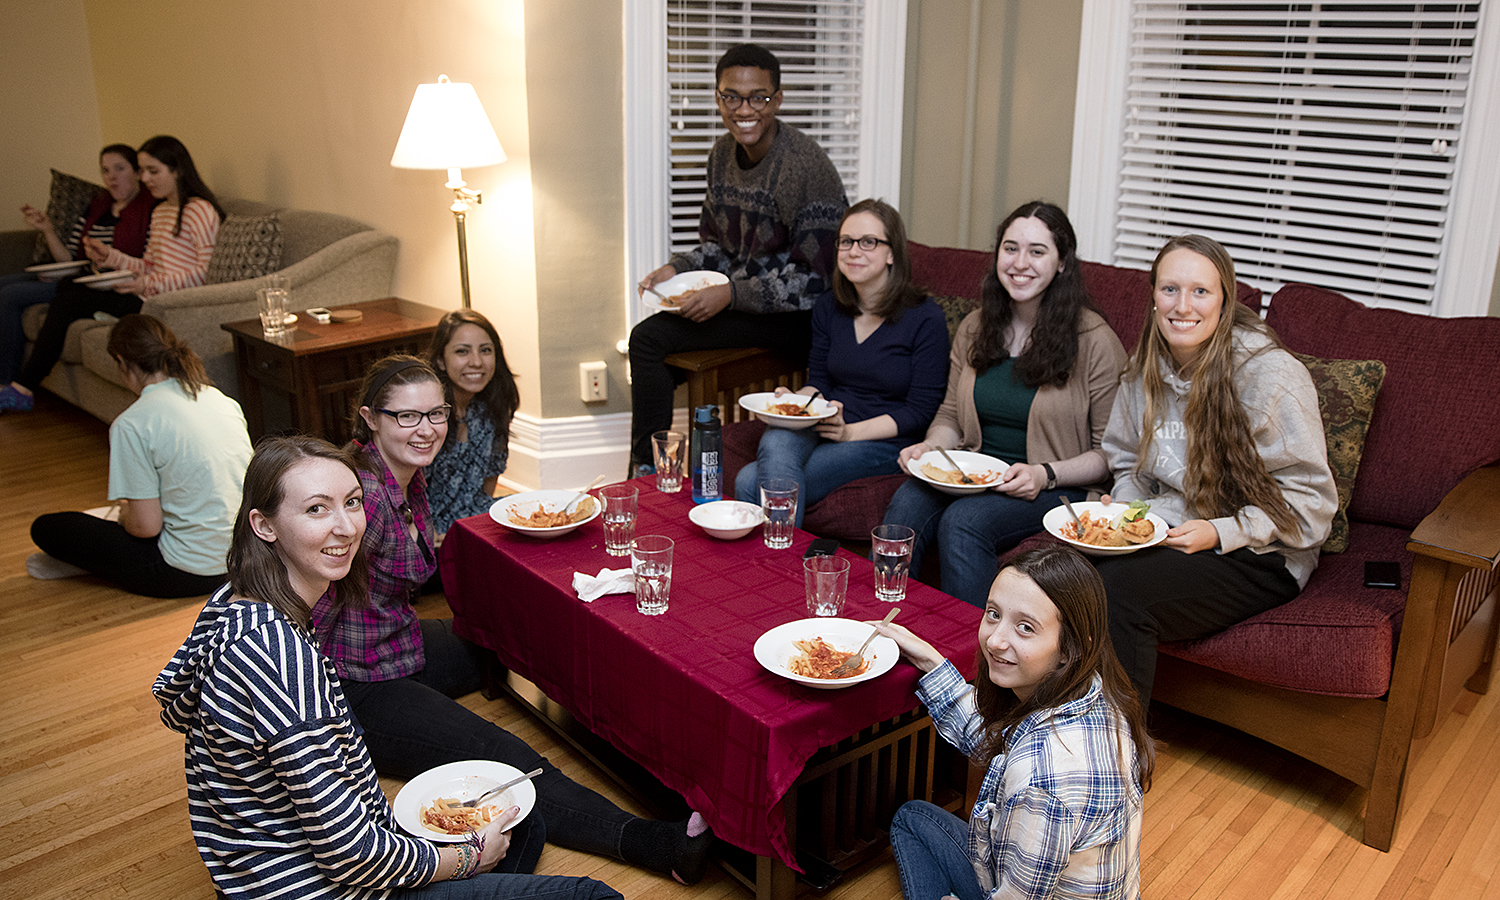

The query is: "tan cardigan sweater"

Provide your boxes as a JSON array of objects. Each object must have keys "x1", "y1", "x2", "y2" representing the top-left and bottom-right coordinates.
[{"x1": 924, "y1": 308, "x2": 1127, "y2": 494}]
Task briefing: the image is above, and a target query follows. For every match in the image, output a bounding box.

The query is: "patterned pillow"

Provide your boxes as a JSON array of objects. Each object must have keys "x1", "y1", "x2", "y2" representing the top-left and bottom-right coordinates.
[
  {"x1": 932, "y1": 294, "x2": 979, "y2": 341},
  {"x1": 204, "y1": 212, "x2": 284, "y2": 284},
  {"x1": 1295, "y1": 353, "x2": 1387, "y2": 553},
  {"x1": 33, "y1": 169, "x2": 103, "y2": 263}
]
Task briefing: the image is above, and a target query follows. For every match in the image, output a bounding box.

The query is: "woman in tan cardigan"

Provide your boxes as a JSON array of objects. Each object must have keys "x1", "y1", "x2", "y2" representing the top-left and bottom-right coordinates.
[{"x1": 881, "y1": 202, "x2": 1127, "y2": 606}]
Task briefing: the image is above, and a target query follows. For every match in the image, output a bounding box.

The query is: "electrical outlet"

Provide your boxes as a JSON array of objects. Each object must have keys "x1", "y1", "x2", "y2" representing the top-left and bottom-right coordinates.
[{"x1": 579, "y1": 361, "x2": 607, "y2": 402}]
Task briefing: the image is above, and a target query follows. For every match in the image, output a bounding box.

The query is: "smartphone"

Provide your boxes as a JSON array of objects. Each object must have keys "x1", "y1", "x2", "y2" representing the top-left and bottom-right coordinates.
[
  {"x1": 803, "y1": 538, "x2": 839, "y2": 559},
  {"x1": 306, "y1": 307, "x2": 333, "y2": 324},
  {"x1": 1364, "y1": 560, "x2": 1401, "y2": 589}
]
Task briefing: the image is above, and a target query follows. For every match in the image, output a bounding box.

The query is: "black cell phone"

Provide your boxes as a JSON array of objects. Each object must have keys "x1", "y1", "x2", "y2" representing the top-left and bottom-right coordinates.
[
  {"x1": 803, "y1": 538, "x2": 840, "y2": 559},
  {"x1": 1364, "y1": 560, "x2": 1401, "y2": 589}
]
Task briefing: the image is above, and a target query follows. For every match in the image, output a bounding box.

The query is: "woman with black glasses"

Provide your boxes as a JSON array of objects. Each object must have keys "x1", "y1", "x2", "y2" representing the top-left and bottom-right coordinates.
[{"x1": 733, "y1": 199, "x2": 949, "y2": 526}]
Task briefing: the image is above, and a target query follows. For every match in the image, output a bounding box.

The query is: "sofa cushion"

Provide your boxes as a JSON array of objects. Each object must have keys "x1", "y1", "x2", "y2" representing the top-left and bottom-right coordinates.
[
  {"x1": 1295, "y1": 354, "x2": 1386, "y2": 553},
  {"x1": 1267, "y1": 285, "x2": 1500, "y2": 529},
  {"x1": 205, "y1": 211, "x2": 283, "y2": 284},
  {"x1": 34, "y1": 169, "x2": 102, "y2": 264}
]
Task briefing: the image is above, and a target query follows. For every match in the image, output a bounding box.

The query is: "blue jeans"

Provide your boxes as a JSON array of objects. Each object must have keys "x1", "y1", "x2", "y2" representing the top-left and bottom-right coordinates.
[
  {"x1": 391, "y1": 874, "x2": 621, "y2": 900},
  {"x1": 882, "y1": 478, "x2": 1086, "y2": 607},
  {"x1": 0, "y1": 273, "x2": 58, "y2": 383},
  {"x1": 733, "y1": 426, "x2": 901, "y2": 527},
  {"x1": 889, "y1": 800, "x2": 983, "y2": 900}
]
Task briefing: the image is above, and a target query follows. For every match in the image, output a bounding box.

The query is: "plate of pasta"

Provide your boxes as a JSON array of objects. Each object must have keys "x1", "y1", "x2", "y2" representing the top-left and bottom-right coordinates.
[
  {"x1": 393, "y1": 760, "x2": 537, "y2": 841},
  {"x1": 738, "y1": 392, "x2": 838, "y2": 430},
  {"x1": 1042, "y1": 501, "x2": 1169, "y2": 557},
  {"x1": 907, "y1": 450, "x2": 1009, "y2": 496},
  {"x1": 753, "y1": 618, "x2": 900, "y2": 690},
  {"x1": 490, "y1": 490, "x2": 600, "y2": 538},
  {"x1": 641, "y1": 270, "x2": 729, "y2": 312}
]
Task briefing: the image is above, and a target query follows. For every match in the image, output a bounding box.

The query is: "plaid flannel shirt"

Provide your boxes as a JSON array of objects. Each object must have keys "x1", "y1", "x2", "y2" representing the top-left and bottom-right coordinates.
[
  {"x1": 917, "y1": 662, "x2": 1143, "y2": 900},
  {"x1": 312, "y1": 442, "x2": 436, "y2": 683}
]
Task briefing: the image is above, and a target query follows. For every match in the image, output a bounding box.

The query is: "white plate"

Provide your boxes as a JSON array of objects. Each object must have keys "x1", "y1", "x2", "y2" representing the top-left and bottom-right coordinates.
[
  {"x1": 688, "y1": 499, "x2": 764, "y2": 540},
  {"x1": 1042, "y1": 501, "x2": 1169, "y2": 557},
  {"x1": 754, "y1": 617, "x2": 900, "y2": 690},
  {"x1": 641, "y1": 270, "x2": 730, "y2": 312},
  {"x1": 75, "y1": 270, "x2": 135, "y2": 290},
  {"x1": 908, "y1": 450, "x2": 1010, "y2": 496},
  {"x1": 24, "y1": 260, "x2": 90, "y2": 275},
  {"x1": 392, "y1": 760, "x2": 537, "y2": 842},
  {"x1": 738, "y1": 391, "x2": 838, "y2": 431},
  {"x1": 490, "y1": 489, "x2": 601, "y2": 538}
]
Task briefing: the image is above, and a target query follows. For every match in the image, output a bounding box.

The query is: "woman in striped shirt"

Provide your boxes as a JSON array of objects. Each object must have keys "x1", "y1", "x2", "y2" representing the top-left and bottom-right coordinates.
[
  {"x1": 3, "y1": 135, "x2": 223, "y2": 412},
  {"x1": 154, "y1": 434, "x2": 622, "y2": 899}
]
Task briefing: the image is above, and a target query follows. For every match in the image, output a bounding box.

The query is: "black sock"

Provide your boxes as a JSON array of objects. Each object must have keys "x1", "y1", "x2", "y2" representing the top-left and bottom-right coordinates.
[{"x1": 618, "y1": 813, "x2": 712, "y2": 884}]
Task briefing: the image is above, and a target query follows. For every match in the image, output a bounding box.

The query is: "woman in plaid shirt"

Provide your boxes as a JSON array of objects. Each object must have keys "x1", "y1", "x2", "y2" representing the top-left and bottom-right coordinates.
[
  {"x1": 876, "y1": 545, "x2": 1153, "y2": 900},
  {"x1": 311, "y1": 356, "x2": 713, "y2": 886}
]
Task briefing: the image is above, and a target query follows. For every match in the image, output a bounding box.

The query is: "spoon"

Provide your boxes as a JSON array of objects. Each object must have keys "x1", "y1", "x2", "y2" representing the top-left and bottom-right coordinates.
[
  {"x1": 565, "y1": 474, "x2": 607, "y2": 514},
  {"x1": 935, "y1": 447, "x2": 974, "y2": 485},
  {"x1": 458, "y1": 767, "x2": 543, "y2": 808},
  {"x1": 830, "y1": 607, "x2": 900, "y2": 678}
]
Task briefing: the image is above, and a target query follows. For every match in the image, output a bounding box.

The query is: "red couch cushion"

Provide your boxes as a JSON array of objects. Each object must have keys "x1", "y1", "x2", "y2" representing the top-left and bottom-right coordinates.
[{"x1": 1266, "y1": 285, "x2": 1500, "y2": 529}]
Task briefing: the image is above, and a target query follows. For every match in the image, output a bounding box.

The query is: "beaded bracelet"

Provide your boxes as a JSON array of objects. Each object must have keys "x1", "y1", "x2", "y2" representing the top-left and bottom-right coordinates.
[{"x1": 453, "y1": 842, "x2": 476, "y2": 880}]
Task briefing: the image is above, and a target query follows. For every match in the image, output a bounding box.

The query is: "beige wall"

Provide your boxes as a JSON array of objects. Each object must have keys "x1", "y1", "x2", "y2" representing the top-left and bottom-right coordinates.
[{"x1": 901, "y1": 0, "x2": 1083, "y2": 251}]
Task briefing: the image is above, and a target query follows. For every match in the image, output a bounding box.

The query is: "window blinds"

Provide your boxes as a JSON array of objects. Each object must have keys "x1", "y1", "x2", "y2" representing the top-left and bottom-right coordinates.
[
  {"x1": 1118, "y1": 1, "x2": 1480, "y2": 308},
  {"x1": 665, "y1": 1, "x2": 864, "y2": 254}
]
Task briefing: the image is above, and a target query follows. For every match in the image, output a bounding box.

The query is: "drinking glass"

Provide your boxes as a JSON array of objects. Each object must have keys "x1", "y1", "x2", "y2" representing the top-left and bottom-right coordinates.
[
  {"x1": 651, "y1": 430, "x2": 686, "y2": 493},
  {"x1": 256, "y1": 286, "x2": 288, "y2": 337},
  {"x1": 871, "y1": 524, "x2": 916, "y2": 602},
  {"x1": 804, "y1": 555, "x2": 850, "y2": 617},
  {"x1": 600, "y1": 484, "x2": 638, "y2": 556},
  {"x1": 759, "y1": 478, "x2": 798, "y2": 550},
  {"x1": 631, "y1": 535, "x2": 674, "y2": 615}
]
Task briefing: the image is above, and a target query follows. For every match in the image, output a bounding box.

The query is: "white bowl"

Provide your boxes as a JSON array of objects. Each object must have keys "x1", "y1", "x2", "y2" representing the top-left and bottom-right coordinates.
[
  {"x1": 490, "y1": 489, "x2": 601, "y2": 538},
  {"x1": 738, "y1": 391, "x2": 838, "y2": 431},
  {"x1": 642, "y1": 270, "x2": 730, "y2": 312},
  {"x1": 754, "y1": 618, "x2": 900, "y2": 690},
  {"x1": 688, "y1": 500, "x2": 764, "y2": 540},
  {"x1": 1042, "y1": 501, "x2": 1170, "y2": 556},
  {"x1": 908, "y1": 450, "x2": 1010, "y2": 496},
  {"x1": 392, "y1": 760, "x2": 537, "y2": 841},
  {"x1": 24, "y1": 259, "x2": 89, "y2": 276},
  {"x1": 75, "y1": 269, "x2": 135, "y2": 290}
]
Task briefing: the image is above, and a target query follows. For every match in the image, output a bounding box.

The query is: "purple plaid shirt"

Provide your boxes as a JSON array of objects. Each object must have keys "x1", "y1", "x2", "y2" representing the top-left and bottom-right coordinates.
[{"x1": 312, "y1": 441, "x2": 436, "y2": 682}]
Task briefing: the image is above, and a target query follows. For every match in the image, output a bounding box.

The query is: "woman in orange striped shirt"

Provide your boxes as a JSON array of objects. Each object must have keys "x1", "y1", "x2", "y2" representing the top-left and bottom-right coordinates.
[{"x1": 3, "y1": 136, "x2": 224, "y2": 412}]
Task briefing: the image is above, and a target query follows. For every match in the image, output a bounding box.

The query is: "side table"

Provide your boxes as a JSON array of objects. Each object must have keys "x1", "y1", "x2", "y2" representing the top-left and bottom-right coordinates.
[{"x1": 223, "y1": 297, "x2": 446, "y2": 444}]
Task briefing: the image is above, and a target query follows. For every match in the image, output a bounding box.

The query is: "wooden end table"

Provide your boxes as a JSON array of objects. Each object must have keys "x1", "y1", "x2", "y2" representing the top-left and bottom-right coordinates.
[{"x1": 223, "y1": 298, "x2": 446, "y2": 444}]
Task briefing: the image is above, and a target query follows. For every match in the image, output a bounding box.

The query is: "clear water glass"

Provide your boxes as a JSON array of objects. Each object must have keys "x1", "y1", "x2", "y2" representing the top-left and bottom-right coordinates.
[
  {"x1": 759, "y1": 478, "x2": 798, "y2": 550},
  {"x1": 631, "y1": 534, "x2": 673, "y2": 616},
  {"x1": 871, "y1": 524, "x2": 915, "y2": 602},
  {"x1": 804, "y1": 555, "x2": 850, "y2": 617},
  {"x1": 652, "y1": 430, "x2": 685, "y2": 493},
  {"x1": 600, "y1": 484, "x2": 638, "y2": 556}
]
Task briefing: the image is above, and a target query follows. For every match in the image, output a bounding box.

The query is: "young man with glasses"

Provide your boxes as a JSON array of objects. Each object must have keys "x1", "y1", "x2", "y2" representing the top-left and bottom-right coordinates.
[{"x1": 629, "y1": 43, "x2": 848, "y2": 475}]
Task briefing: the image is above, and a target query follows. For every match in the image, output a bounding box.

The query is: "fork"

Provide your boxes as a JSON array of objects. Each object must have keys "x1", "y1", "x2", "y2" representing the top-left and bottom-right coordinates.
[
  {"x1": 935, "y1": 447, "x2": 974, "y2": 484},
  {"x1": 458, "y1": 767, "x2": 543, "y2": 808},
  {"x1": 830, "y1": 607, "x2": 900, "y2": 677},
  {"x1": 565, "y1": 474, "x2": 607, "y2": 514},
  {"x1": 798, "y1": 390, "x2": 823, "y2": 412}
]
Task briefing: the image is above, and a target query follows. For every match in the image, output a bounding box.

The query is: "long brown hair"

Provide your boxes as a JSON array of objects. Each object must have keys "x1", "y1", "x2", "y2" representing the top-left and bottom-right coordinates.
[
  {"x1": 348, "y1": 355, "x2": 443, "y2": 447},
  {"x1": 425, "y1": 309, "x2": 519, "y2": 454},
  {"x1": 227, "y1": 435, "x2": 369, "y2": 630},
  {"x1": 972, "y1": 545, "x2": 1154, "y2": 791},
  {"x1": 107, "y1": 313, "x2": 211, "y2": 398},
  {"x1": 1128, "y1": 234, "x2": 1300, "y2": 539},
  {"x1": 970, "y1": 201, "x2": 1102, "y2": 387},
  {"x1": 830, "y1": 198, "x2": 927, "y2": 322},
  {"x1": 137, "y1": 135, "x2": 224, "y2": 235}
]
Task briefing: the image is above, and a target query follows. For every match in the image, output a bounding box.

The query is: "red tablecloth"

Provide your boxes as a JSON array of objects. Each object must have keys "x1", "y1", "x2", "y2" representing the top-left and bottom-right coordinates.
[{"x1": 441, "y1": 482, "x2": 980, "y2": 869}]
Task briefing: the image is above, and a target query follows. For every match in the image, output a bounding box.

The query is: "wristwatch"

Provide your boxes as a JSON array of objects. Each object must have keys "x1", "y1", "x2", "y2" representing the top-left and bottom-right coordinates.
[{"x1": 1042, "y1": 462, "x2": 1057, "y2": 491}]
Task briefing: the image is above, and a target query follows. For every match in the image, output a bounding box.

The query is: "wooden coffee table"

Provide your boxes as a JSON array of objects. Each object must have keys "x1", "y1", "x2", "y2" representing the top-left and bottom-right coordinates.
[{"x1": 223, "y1": 297, "x2": 446, "y2": 444}]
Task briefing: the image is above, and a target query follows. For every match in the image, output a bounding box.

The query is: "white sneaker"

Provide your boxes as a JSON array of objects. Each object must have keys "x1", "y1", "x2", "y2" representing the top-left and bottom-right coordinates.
[{"x1": 26, "y1": 552, "x2": 88, "y2": 580}]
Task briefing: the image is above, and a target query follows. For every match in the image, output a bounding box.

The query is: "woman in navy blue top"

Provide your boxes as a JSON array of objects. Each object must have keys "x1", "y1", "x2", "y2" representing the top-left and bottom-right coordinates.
[{"x1": 734, "y1": 199, "x2": 949, "y2": 526}]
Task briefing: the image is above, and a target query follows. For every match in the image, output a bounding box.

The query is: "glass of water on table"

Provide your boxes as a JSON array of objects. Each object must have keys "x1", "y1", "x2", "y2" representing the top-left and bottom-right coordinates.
[
  {"x1": 871, "y1": 524, "x2": 915, "y2": 602},
  {"x1": 600, "y1": 484, "x2": 638, "y2": 556},
  {"x1": 631, "y1": 535, "x2": 673, "y2": 616},
  {"x1": 758, "y1": 478, "x2": 798, "y2": 550}
]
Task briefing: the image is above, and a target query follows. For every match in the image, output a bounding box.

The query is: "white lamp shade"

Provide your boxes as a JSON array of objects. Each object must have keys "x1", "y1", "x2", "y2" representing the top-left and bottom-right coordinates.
[{"x1": 391, "y1": 77, "x2": 506, "y2": 170}]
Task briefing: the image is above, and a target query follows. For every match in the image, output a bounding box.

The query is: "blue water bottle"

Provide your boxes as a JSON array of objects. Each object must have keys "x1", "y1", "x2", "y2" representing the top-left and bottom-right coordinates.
[{"x1": 690, "y1": 404, "x2": 722, "y2": 504}]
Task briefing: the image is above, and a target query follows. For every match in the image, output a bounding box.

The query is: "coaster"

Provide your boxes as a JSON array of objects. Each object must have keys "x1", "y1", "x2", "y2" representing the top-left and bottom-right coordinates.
[{"x1": 330, "y1": 308, "x2": 364, "y2": 324}]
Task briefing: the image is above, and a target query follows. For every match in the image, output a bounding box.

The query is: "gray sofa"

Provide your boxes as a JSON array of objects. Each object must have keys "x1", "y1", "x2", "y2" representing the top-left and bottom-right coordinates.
[{"x1": 14, "y1": 198, "x2": 397, "y2": 423}]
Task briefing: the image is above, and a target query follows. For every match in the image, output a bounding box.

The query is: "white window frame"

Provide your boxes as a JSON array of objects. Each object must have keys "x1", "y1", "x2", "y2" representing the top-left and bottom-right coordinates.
[
  {"x1": 1068, "y1": 0, "x2": 1500, "y2": 318},
  {"x1": 622, "y1": 0, "x2": 907, "y2": 329}
]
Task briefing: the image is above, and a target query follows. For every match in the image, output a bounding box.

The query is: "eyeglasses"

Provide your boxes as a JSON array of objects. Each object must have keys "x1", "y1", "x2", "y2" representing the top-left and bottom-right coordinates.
[
  {"x1": 375, "y1": 405, "x2": 451, "y2": 427},
  {"x1": 837, "y1": 236, "x2": 892, "y2": 252},
  {"x1": 716, "y1": 91, "x2": 776, "y2": 111}
]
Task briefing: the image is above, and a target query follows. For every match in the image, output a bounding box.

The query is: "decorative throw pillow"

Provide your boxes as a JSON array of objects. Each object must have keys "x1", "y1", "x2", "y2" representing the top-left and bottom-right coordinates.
[
  {"x1": 33, "y1": 169, "x2": 104, "y2": 263},
  {"x1": 1295, "y1": 353, "x2": 1386, "y2": 553},
  {"x1": 204, "y1": 212, "x2": 284, "y2": 284},
  {"x1": 933, "y1": 294, "x2": 979, "y2": 341}
]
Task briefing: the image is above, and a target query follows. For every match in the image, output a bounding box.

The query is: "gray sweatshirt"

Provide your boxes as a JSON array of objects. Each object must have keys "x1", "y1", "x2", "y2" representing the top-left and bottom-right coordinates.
[{"x1": 1102, "y1": 329, "x2": 1336, "y2": 587}]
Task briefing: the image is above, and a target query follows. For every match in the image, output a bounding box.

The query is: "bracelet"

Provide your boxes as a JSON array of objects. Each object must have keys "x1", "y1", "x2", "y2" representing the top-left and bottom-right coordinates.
[{"x1": 1042, "y1": 462, "x2": 1057, "y2": 490}]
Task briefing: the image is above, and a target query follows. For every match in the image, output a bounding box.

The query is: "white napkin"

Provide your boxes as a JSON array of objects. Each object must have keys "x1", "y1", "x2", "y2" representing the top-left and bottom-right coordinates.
[{"x1": 572, "y1": 567, "x2": 634, "y2": 602}]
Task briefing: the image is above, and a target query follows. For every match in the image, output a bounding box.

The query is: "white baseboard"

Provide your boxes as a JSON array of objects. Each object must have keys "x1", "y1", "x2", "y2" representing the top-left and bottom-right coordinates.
[{"x1": 495, "y1": 407, "x2": 691, "y2": 492}]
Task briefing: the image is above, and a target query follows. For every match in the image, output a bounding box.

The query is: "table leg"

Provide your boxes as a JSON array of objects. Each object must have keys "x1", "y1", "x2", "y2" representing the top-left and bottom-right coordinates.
[
  {"x1": 294, "y1": 358, "x2": 324, "y2": 438},
  {"x1": 232, "y1": 336, "x2": 266, "y2": 440}
]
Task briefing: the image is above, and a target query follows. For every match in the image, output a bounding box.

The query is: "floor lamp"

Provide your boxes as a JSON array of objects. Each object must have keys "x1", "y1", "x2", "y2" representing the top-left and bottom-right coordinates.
[{"x1": 391, "y1": 75, "x2": 506, "y2": 309}]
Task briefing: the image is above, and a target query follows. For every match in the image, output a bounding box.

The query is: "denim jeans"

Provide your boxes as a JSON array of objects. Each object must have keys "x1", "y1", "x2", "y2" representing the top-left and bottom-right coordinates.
[
  {"x1": 391, "y1": 873, "x2": 621, "y2": 900},
  {"x1": 0, "y1": 273, "x2": 58, "y2": 383},
  {"x1": 889, "y1": 800, "x2": 983, "y2": 900},
  {"x1": 341, "y1": 619, "x2": 636, "y2": 862},
  {"x1": 882, "y1": 478, "x2": 1086, "y2": 607},
  {"x1": 733, "y1": 425, "x2": 901, "y2": 527}
]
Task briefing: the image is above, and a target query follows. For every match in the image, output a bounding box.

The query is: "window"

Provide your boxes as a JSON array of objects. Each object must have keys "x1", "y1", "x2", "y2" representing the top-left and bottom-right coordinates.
[{"x1": 1070, "y1": 0, "x2": 1500, "y2": 316}]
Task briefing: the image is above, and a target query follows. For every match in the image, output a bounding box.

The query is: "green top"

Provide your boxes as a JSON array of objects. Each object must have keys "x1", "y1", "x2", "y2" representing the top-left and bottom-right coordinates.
[{"x1": 973, "y1": 359, "x2": 1037, "y2": 463}]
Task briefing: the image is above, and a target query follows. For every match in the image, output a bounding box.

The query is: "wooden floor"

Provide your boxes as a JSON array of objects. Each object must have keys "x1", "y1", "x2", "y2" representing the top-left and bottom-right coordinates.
[{"x1": 4, "y1": 395, "x2": 1500, "y2": 900}]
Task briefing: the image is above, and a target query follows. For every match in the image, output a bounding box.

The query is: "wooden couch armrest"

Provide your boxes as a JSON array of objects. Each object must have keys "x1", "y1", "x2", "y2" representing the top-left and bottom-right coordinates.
[{"x1": 1406, "y1": 465, "x2": 1500, "y2": 568}]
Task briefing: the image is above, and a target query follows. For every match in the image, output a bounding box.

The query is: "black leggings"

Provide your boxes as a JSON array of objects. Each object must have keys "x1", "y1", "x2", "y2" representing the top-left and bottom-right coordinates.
[
  {"x1": 30, "y1": 511, "x2": 225, "y2": 598},
  {"x1": 16, "y1": 278, "x2": 142, "y2": 390}
]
